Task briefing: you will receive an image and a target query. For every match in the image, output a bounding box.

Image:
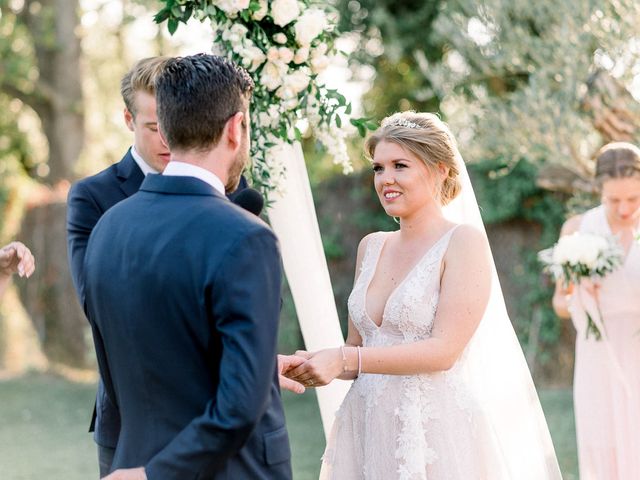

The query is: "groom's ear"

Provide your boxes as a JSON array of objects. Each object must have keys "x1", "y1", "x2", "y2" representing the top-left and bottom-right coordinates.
[{"x1": 225, "y1": 111, "x2": 245, "y2": 151}]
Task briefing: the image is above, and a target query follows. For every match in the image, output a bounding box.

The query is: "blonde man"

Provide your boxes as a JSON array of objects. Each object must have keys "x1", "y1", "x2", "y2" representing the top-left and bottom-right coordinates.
[{"x1": 67, "y1": 56, "x2": 171, "y2": 477}]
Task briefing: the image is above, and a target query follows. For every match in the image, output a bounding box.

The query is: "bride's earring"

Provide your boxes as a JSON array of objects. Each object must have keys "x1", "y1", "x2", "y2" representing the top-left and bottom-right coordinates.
[{"x1": 393, "y1": 216, "x2": 400, "y2": 225}]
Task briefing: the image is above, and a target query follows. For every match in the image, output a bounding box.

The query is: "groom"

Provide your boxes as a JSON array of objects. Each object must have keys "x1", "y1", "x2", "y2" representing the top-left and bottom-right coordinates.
[{"x1": 83, "y1": 54, "x2": 291, "y2": 479}]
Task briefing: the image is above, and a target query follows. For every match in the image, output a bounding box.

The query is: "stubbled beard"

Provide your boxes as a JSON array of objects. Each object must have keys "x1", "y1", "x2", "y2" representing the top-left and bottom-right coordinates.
[{"x1": 225, "y1": 147, "x2": 249, "y2": 193}]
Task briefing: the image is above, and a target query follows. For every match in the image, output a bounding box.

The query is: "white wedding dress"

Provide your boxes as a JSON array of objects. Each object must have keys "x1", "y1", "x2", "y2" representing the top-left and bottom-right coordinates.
[
  {"x1": 320, "y1": 153, "x2": 562, "y2": 480},
  {"x1": 320, "y1": 228, "x2": 494, "y2": 479}
]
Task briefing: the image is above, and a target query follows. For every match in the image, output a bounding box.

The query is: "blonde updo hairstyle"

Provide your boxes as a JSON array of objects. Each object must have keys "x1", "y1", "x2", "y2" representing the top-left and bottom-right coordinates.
[
  {"x1": 594, "y1": 141, "x2": 640, "y2": 187},
  {"x1": 365, "y1": 112, "x2": 462, "y2": 205}
]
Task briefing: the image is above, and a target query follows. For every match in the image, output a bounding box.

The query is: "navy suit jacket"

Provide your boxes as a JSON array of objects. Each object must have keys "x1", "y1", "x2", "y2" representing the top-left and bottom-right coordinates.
[
  {"x1": 67, "y1": 149, "x2": 144, "y2": 446},
  {"x1": 66, "y1": 150, "x2": 248, "y2": 448},
  {"x1": 83, "y1": 174, "x2": 291, "y2": 479}
]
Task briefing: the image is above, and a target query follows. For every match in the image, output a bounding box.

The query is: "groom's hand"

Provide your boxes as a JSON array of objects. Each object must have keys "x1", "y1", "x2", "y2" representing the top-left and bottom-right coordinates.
[
  {"x1": 284, "y1": 348, "x2": 343, "y2": 387},
  {"x1": 278, "y1": 354, "x2": 307, "y2": 394},
  {"x1": 102, "y1": 467, "x2": 146, "y2": 480}
]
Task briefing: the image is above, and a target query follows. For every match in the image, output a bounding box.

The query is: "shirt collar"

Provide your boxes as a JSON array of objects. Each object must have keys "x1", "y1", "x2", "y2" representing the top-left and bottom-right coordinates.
[
  {"x1": 162, "y1": 161, "x2": 226, "y2": 196},
  {"x1": 131, "y1": 145, "x2": 159, "y2": 176}
]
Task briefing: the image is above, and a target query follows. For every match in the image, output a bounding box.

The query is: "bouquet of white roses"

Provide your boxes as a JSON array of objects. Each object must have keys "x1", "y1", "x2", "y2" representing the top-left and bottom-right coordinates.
[{"x1": 538, "y1": 232, "x2": 624, "y2": 339}]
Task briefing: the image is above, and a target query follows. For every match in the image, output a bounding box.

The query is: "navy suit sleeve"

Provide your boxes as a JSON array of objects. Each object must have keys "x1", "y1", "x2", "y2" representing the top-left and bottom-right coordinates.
[
  {"x1": 145, "y1": 227, "x2": 283, "y2": 478},
  {"x1": 67, "y1": 182, "x2": 103, "y2": 305}
]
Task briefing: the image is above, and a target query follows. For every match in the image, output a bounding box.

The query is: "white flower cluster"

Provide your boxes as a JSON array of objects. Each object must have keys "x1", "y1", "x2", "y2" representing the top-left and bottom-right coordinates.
[
  {"x1": 539, "y1": 231, "x2": 624, "y2": 282},
  {"x1": 214, "y1": 0, "x2": 251, "y2": 17},
  {"x1": 315, "y1": 122, "x2": 353, "y2": 175},
  {"x1": 204, "y1": 0, "x2": 351, "y2": 196},
  {"x1": 551, "y1": 232, "x2": 609, "y2": 269},
  {"x1": 539, "y1": 231, "x2": 624, "y2": 341}
]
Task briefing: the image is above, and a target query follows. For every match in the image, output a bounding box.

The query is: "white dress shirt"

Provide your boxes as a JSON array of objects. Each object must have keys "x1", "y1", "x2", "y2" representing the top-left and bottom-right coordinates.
[
  {"x1": 131, "y1": 145, "x2": 159, "y2": 176},
  {"x1": 162, "y1": 161, "x2": 226, "y2": 196}
]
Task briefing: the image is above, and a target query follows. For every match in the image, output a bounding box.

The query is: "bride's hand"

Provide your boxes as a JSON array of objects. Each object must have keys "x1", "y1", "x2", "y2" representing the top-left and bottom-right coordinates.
[
  {"x1": 284, "y1": 348, "x2": 343, "y2": 387},
  {"x1": 294, "y1": 350, "x2": 313, "y2": 359}
]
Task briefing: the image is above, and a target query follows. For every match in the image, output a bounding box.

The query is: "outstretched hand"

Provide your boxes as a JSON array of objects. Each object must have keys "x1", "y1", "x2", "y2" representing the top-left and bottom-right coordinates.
[
  {"x1": 0, "y1": 242, "x2": 35, "y2": 278},
  {"x1": 284, "y1": 348, "x2": 343, "y2": 387},
  {"x1": 278, "y1": 354, "x2": 308, "y2": 394}
]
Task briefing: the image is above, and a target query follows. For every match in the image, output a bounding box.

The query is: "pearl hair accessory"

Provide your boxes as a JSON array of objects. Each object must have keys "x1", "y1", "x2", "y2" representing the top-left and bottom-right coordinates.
[{"x1": 386, "y1": 118, "x2": 421, "y2": 129}]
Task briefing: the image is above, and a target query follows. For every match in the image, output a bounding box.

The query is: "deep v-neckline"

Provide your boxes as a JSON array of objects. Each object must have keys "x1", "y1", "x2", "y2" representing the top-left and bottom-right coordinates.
[{"x1": 363, "y1": 226, "x2": 458, "y2": 329}]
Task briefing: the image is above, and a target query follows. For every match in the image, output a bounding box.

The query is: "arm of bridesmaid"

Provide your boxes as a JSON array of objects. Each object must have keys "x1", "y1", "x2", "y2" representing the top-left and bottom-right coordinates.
[{"x1": 551, "y1": 215, "x2": 582, "y2": 319}]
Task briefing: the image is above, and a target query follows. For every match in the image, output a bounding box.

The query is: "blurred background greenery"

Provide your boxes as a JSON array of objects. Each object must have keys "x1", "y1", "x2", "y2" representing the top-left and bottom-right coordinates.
[{"x1": 2, "y1": 0, "x2": 640, "y2": 478}]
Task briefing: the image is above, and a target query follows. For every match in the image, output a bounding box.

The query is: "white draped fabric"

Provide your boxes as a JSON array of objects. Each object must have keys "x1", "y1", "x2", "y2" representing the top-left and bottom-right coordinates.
[{"x1": 267, "y1": 142, "x2": 351, "y2": 437}]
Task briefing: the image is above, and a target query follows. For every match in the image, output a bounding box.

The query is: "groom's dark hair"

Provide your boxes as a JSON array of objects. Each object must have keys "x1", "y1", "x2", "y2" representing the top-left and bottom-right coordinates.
[{"x1": 155, "y1": 54, "x2": 254, "y2": 152}]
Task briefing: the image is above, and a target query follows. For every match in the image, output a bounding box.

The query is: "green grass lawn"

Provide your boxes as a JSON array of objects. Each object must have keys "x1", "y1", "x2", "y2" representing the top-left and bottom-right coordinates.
[{"x1": 0, "y1": 374, "x2": 577, "y2": 479}]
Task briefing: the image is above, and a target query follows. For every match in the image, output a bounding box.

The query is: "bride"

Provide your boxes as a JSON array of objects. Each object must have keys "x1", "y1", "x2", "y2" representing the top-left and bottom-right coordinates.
[{"x1": 285, "y1": 112, "x2": 562, "y2": 479}]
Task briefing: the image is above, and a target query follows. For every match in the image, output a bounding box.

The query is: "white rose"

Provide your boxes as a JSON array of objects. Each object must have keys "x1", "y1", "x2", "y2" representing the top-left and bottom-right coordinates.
[
  {"x1": 271, "y1": 0, "x2": 300, "y2": 27},
  {"x1": 268, "y1": 103, "x2": 281, "y2": 118},
  {"x1": 266, "y1": 47, "x2": 280, "y2": 63},
  {"x1": 258, "y1": 111, "x2": 278, "y2": 129},
  {"x1": 278, "y1": 47, "x2": 295, "y2": 64},
  {"x1": 260, "y1": 61, "x2": 288, "y2": 91},
  {"x1": 275, "y1": 69, "x2": 309, "y2": 102},
  {"x1": 313, "y1": 42, "x2": 328, "y2": 57},
  {"x1": 294, "y1": 47, "x2": 309, "y2": 64},
  {"x1": 252, "y1": 0, "x2": 268, "y2": 20},
  {"x1": 222, "y1": 23, "x2": 248, "y2": 46},
  {"x1": 578, "y1": 246, "x2": 599, "y2": 268},
  {"x1": 282, "y1": 97, "x2": 300, "y2": 111},
  {"x1": 215, "y1": 0, "x2": 250, "y2": 17},
  {"x1": 276, "y1": 84, "x2": 295, "y2": 100},
  {"x1": 241, "y1": 45, "x2": 266, "y2": 72},
  {"x1": 273, "y1": 33, "x2": 288, "y2": 45},
  {"x1": 294, "y1": 8, "x2": 328, "y2": 46},
  {"x1": 310, "y1": 54, "x2": 330, "y2": 74},
  {"x1": 284, "y1": 68, "x2": 311, "y2": 94}
]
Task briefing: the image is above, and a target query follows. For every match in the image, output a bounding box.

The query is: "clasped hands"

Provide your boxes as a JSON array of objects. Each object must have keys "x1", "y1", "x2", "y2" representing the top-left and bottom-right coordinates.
[{"x1": 279, "y1": 348, "x2": 345, "y2": 390}]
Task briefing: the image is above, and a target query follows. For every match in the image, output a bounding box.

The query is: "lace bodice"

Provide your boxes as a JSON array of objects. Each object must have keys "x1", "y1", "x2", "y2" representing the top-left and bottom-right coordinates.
[{"x1": 348, "y1": 229, "x2": 457, "y2": 347}]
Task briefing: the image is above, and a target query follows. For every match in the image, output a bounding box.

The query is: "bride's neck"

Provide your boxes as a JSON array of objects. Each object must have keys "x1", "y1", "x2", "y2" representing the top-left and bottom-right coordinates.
[{"x1": 398, "y1": 204, "x2": 447, "y2": 241}]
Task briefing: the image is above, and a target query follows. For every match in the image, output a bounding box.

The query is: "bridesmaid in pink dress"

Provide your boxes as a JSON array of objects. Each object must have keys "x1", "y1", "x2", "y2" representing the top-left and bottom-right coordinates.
[{"x1": 553, "y1": 142, "x2": 640, "y2": 480}]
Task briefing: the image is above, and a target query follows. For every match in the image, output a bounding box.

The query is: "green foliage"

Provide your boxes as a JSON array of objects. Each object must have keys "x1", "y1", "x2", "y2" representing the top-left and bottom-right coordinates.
[
  {"x1": 469, "y1": 158, "x2": 542, "y2": 224},
  {"x1": 0, "y1": 4, "x2": 41, "y2": 179},
  {"x1": 434, "y1": 0, "x2": 640, "y2": 175},
  {"x1": 337, "y1": 0, "x2": 445, "y2": 119}
]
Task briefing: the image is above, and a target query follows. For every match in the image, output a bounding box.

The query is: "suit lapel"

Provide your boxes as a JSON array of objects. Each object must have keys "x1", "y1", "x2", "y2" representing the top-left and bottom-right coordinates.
[{"x1": 116, "y1": 149, "x2": 145, "y2": 198}]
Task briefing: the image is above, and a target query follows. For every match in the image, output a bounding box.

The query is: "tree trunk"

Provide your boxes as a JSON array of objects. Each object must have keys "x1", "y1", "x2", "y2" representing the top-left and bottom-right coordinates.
[
  {"x1": 26, "y1": 0, "x2": 84, "y2": 182},
  {"x1": 8, "y1": 0, "x2": 89, "y2": 367},
  {"x1": 17, "y1": 196, "x2": 89, "y2": 367}
]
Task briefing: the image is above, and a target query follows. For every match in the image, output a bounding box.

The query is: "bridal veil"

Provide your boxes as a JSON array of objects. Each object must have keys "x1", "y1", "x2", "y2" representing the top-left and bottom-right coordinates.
[{"x1": 443, "y1": 151, "x2": 563, "y2": 479}]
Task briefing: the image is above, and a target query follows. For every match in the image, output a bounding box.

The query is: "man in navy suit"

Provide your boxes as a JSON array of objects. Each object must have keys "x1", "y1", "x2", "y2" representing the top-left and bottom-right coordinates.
[
  {"x1": 83, "y1": 54, "x2": 291, "y2": 479},
  {"x1": 67, "y1": 56, "x2": 255, "y2": 477},
  {"x1": 67, "y1": 56, "x2": 173, "y2": 477}
]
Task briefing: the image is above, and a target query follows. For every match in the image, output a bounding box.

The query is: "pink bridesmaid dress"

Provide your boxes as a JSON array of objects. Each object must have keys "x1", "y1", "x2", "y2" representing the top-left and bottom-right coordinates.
[{"x1": 570, "y1": 205, "x2": 640, "y2": 480}]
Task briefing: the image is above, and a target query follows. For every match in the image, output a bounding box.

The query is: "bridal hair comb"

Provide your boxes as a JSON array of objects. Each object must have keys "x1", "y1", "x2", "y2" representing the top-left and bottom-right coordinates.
[{"x1": 386, "y1": 118, "x2": 421, "y2": 129}]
